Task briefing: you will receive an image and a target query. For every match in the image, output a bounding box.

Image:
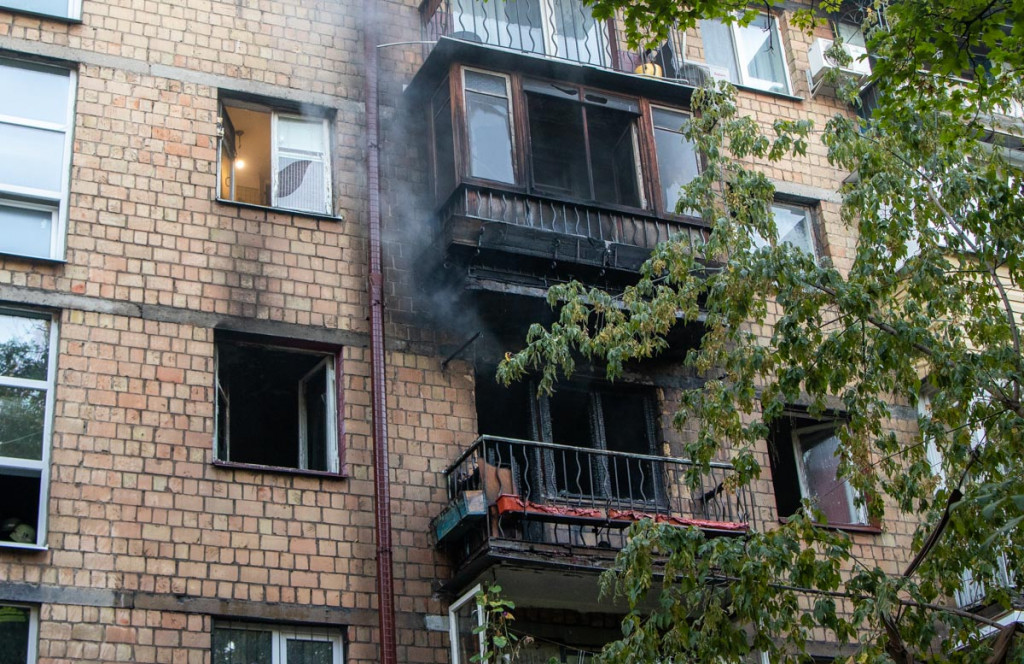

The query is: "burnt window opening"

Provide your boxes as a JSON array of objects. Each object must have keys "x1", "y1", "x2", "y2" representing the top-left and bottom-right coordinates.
[
  {"x1": 768, "y1": 413, "x2": 866, "y2": 525},
  {"x1": 475, "y1": 373, "x2": 661, "y2": 504},
  {"x1": 215, "y1": 337, "x2": 340, "y2": 474},
  {"x1": 526, "y1": 88, "x2": 642, "y2": 208}
]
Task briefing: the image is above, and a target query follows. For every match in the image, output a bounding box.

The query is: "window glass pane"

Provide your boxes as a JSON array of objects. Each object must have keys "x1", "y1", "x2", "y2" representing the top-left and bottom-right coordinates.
[
  {"x1": 466, "y1": 88, "x2": 514, "y2": 183},
  {"x1": 0, "y1": 63, "x2": 70, "y2": 123},
  {"x1": 0, "y1": 605, "x2": 30, "y2": 663},
  {"x1": 454, "y1": 599, "x2": 480, "y2": 664},
  {"x1": 528, "y1": 95, "x2": 589, "y2": 198},
  {"x1": 212, "y1": 627, "x2": 272, "y2": 664},
  {"x1": 653, "y1": 109, "x2": 700, "y2": 213},
  {"x1": 277, "y1": 116, "x2": 324, "y2": 155},
  {"x1": 465, "y1": 70, "x2": 507, "y2": 96},
  {"x1": 0, "y1": 0, "x2": 70, "y2": 17},
  {"x1": 700, "y1": 19, "x2": 740, "y2": 83},
  {"x1": 836, "y1": 22, "x2": 866, "y2": 48},
  {"x1": 0, "y1": 204, "x2": 53, "y2": 259},
  {"x1": 799, "y1": 430, "x2": 857, "y2": 524},
  {"x1": 0, "y1": 385, "x2": 46, "y2": 461},
  {"x1": 734, "y1": 15, "x2": 788, "y2": 93},
  {"x1": 432, "y1": 83, "x2": 456, "y2": 202},
  {"x1": 286, "y1": 639, "x2": 334, "y2": 664},
  {"x1": 771, "y1": 204, "x2": 813, "y2": 254},
  {"x1": 0, "y1": 313, "x2": 50, "y2": 380},
  {"x1": 0, "y1": 124, "x2": 66, "y2": 193}
]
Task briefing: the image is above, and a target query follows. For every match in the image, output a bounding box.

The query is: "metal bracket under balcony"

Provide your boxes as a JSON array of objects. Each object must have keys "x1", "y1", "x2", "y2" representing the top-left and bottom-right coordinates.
[{"x1": 431, "y1": 435, "x2": 752, "y2": 590}]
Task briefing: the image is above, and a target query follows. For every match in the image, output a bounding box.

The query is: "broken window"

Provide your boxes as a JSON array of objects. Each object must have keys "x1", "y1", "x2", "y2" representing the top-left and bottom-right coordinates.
[
  {"x1": 464, "y1": 69, "x2": 515, "y2": 184},
  {"x1": 768, "y1": 413, "x2": 866, "y2": 525},
  {"x1": 218, "y1": 98, "x2": 333, "y2": 215},
  {"x1": 215, "y1": 336, "x2": 340, "y2": 474},
  {"x1": 525, "y1": 80, "x2": 642, "y2": 207},
  {"x1": 475, "y1": 375, "x2": 660, "y2": 504},
  {"x1": 651, "y1": 106, "x2": 700, "y2": 214}
]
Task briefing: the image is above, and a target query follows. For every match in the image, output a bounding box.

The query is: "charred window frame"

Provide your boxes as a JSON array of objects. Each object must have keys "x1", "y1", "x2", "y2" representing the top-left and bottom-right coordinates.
[
  {"x1": 524, "y1": 79, "x2": 644, "y2": 208},
  {"x1": 214, "y1": 334, "x2": 344, "y2": 476},
  {"x1": 768, "y1": 412, "x2": 867, "y2": 526},
  {"x1": 429, "y1": 77, "x2": 457, "y2": 204},
  {"x1": 217, "y1": 96, "x2": 334, "y2": 216},
  {"x1": 462, "y1": 68, "x2": 516, "y2": 185},
  {"x1": 650, "y1": 105, "x2": 701, "y2": 216},
  {"x1": 0, "y1": 307, "x2": 58, "y2": 550},
  {"x1": 475, "y1": 375, "x2": 663, "y2": 504}
]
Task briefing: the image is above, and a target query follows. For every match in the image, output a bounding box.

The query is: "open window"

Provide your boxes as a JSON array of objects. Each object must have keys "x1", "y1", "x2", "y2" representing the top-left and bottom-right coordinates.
[
  {"x1": 0, "y1": 59, "x2": 75, "y2": 260},
  {"x1": 212, "y1": 622, "x2": 343, "y2": 664},
  {"x1": 768, "y1": 413, "x2": 866, "y2": 526},
  {"x1": 218, "y1": 98, "x2": 333, "y2": 215},
  {"x1": 700, "y1": 14, "x2": 792, "y2": 94},
  {"x1": 475, "y1": 375, "x2": 661, "y2": 504},
  {"x1": 215, "y1": 335, "x2": 341, "y2": 474},
  {"x1": 525, "y1": 80, "x2": 642, "y2": 208},
  {"x1": 0, "y1": 308, "x2": 57, "y2": 549},
  {"x1": 0, "y1": 604, "x2": 38, "y2": 663},
  {"x1": 448, "y1": 585, "x2": 485, "y2": 664}
]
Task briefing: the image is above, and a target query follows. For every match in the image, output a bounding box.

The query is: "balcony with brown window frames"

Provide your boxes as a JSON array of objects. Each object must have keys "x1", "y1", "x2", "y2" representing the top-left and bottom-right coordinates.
[{"x1": 432, "y1": 435, "x2": 753, "y2": 586}]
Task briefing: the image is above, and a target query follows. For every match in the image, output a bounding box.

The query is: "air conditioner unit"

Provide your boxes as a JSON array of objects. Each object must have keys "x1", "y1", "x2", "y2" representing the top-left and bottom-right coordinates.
[{"x1": 807, "y1": 38, "x2": 871, "y2": 83}]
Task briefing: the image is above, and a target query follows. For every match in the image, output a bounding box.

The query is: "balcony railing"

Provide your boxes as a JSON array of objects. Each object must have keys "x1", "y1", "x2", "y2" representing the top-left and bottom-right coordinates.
[
  {"x1": 440, "y1": 183, "x2": 708, "y2": 271},
  {"x1": 420, "y1": 0, "x2": 711, "y2": 86},
  {"x1": 432, "y1": 436, "x2": 752, "y2": 568}
]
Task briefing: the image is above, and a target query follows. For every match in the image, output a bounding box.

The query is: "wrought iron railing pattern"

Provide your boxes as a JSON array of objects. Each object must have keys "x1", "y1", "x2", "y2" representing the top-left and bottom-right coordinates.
[
  {"x1": 420, "y1": 0, "x2": 709, "y2": 86},
  {"x1": 438, "y1": 435, "x2": 752, "y2": 559}
]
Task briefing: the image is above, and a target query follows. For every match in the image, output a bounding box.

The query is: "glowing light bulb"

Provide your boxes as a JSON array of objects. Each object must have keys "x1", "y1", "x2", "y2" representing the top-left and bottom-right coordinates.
[{"x1": 235, "y1": 158, "x2": 246, "y2": 169}]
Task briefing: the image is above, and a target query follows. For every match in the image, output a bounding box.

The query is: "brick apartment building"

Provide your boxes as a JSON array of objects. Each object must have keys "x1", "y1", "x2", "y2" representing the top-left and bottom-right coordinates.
[{"x1": 0, "y1": 0, "x2": 1003, "y2": 662}]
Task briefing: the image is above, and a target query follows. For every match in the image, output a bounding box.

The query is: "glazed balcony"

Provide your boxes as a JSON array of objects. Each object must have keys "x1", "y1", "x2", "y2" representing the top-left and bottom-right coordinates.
[{"x1": 432, "y1": 435, "x2": 752, "y2": 588}]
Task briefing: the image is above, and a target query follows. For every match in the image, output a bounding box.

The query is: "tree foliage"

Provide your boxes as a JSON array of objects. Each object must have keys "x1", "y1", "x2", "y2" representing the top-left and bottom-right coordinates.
[{"x1": 498, "y1": 0, "x2": 1024, "y2": 661}]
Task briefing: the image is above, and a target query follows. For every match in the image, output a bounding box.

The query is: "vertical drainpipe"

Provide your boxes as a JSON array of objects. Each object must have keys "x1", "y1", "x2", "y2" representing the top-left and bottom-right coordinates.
[{"x1": 363, "y1": 6, "x2": 399, "y2": 664}]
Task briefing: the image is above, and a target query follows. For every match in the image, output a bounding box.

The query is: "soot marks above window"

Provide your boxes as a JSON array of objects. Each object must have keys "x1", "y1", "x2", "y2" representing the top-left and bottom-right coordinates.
[{"x1": 216, "y1": 336, "x2": 340, "y2": 474}]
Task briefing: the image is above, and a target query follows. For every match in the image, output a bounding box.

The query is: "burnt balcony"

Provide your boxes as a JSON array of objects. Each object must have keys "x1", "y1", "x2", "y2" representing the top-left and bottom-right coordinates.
[
  {"x1": 419, "y1": 0, "x2": 710, "y2": 86},
  {"x1": 432, "y1": 435, "x2": 753, "y2": 590},
  {"x1": 436, "y1": 183, "x2": 709, "y2": 283}
]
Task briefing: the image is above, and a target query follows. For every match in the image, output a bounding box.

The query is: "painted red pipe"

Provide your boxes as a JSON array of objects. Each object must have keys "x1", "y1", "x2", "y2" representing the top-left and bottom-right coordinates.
[{"x1": 363, "y1": 7, "x2": 399, "y2": 664}]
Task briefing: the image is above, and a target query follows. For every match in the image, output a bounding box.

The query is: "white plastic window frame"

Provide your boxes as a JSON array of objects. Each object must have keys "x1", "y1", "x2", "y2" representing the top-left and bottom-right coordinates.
[
  {"x1": 703, "y1": 14, "x2": 793, "y2": 94},
  {"x1": 791, "y1": 422, "x2": 868, "y2": 526},
  {"x1": 217, "y1": 100, "x2": 333, "y2": 216},
  {"x1": 0, "y1": 308, "x2": 58, "y2": 550},
  {"x1": 0, "y1": 0, "x2": 80, "y2": 20},
  {"x1": 213, "y1": 622, "x2": 344, "y2": 664},
  {"x1": 752, "y1": 202, "x2": 818, "y2": 257},
  {"x1": 449, "y1": 584, "x2": 485, "y2": 664},
  {"x1": 0, "y1": 58, "x2": 76, "y2": 260},
  {"x1": 0, "y1": 603, "x2": 39, "y2": 663},
  {"x1": 214, "y1": 340, "x2": 340, "y2": 475},
  {"x1": 461, "y1": 67, "x2": 517, "y2": 185}
]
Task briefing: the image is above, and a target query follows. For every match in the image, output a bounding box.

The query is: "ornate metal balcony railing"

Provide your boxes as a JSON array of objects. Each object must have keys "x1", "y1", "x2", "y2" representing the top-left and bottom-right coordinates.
[
  {"x1": 433, "y1": 436, "x2": 752, "y2": 566},
  {"x1": 420, "y1": 0, "x2": 711, "y2": 86},
  {"x1": 440, "y1": 184, "x2": 708, "y2": 268},
  {"x1": 956, "y1": 552, "x2": 1016, "y2": 609}
]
